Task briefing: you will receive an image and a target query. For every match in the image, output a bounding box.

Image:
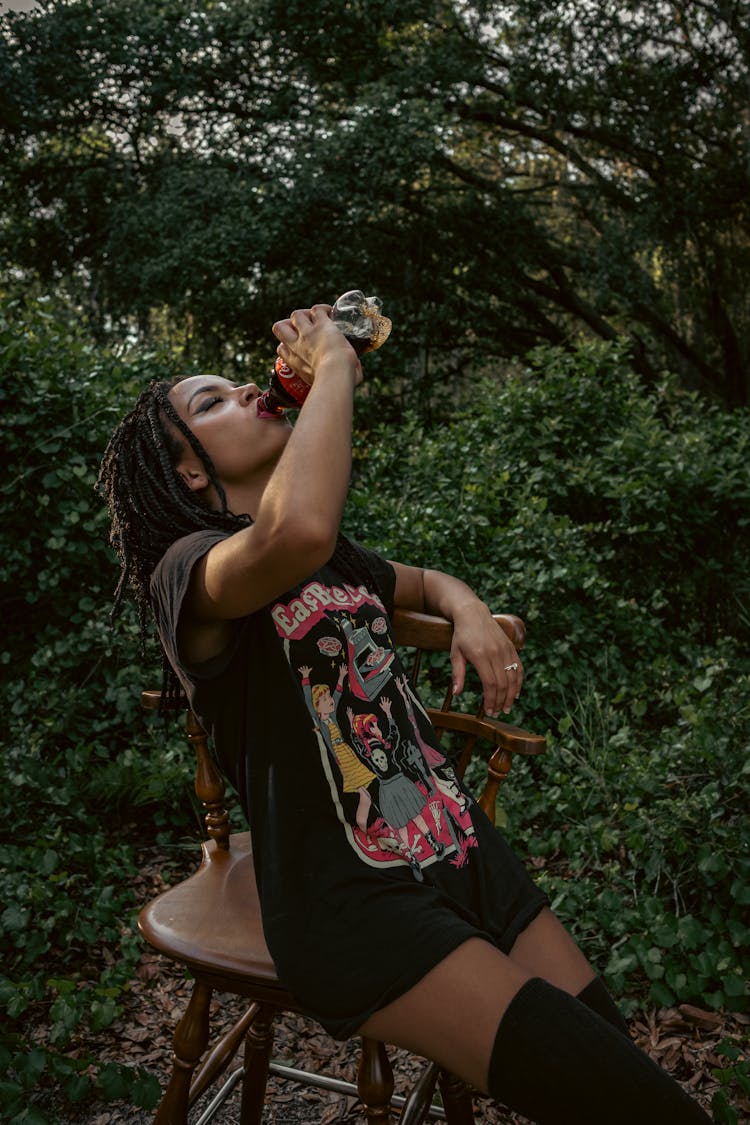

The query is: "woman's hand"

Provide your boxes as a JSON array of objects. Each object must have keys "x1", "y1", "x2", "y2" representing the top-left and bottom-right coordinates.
[
  {"x1": 449, "y1": 601, "x2": 523, "y2": 718},
  {"x1": 391, "y1": 561, "x2": 524, "y2": 719},
  {"x1": 272, "y1": 304, "x2": 362, "y2": 388}
]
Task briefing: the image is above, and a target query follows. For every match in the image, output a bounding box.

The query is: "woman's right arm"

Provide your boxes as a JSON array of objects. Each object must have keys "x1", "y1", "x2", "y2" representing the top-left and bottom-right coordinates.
[{"x1": 186, "y1": 307, "x2": 361, "y2": 627}]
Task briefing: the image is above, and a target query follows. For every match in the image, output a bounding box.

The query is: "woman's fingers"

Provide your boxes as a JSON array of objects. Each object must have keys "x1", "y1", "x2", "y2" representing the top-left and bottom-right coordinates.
[
  {"x1": 496, "y1": 657, "x2": 523, "y2": 716},
  {"x1": 453, "y1": 631, "x2": 524, "y2": 717},
  {"x1": 270, "y1": 303, "x2": 362, "y2": 391},
  {"x1": 484, "y1": 654, "x2": 523, "y2": 717},
  {"x1": 272, "y1": 303, "x2": 332, "y2": 343},
  {"x1": 450, "y1": 647, "x2": 467, "y2": 698}
]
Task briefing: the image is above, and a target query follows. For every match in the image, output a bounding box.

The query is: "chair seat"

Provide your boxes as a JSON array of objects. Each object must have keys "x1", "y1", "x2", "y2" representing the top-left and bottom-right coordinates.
[{"x1": 138, "y1": 831, "x2": 290, "y2": 999}]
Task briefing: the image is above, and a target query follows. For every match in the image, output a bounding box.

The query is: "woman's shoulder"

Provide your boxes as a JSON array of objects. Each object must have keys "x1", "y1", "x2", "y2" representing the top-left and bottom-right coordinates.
[
  {"x1": 150, "y1": 528, "x2": 242, "y2": 670},
  {"x1": 149, "y1": 528, "x2": 236, "y2": 616},
  {"x1": 153, "y1": 528, "x2": 234, "y2": 579}
]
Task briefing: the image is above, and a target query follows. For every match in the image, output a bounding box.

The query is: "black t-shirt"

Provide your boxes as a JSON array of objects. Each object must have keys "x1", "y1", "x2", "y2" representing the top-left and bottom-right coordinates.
[{"x1": 151, "y1": 530, "x2": 547, "y2": 1038}]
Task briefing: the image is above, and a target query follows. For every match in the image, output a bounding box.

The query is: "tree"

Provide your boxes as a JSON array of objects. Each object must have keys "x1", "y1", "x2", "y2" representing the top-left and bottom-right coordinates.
[{"x1": 1, "y1": 0, "x2": 747, "y2": 404}]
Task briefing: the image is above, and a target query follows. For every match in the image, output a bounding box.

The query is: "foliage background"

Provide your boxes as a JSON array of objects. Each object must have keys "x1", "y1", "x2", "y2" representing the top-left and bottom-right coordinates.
[
  {"x1": 1, "y1": 296, "x2": 748, "y2": 1122},
  {"x1": 1, "y1": 0, "x2": 749, "y2": 1122}
]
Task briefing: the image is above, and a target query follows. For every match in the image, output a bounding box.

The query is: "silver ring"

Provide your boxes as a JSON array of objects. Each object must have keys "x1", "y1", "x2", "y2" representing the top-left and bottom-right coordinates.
[{"x1": 504, "y1": 662, "x2": 519, "y2": 672}]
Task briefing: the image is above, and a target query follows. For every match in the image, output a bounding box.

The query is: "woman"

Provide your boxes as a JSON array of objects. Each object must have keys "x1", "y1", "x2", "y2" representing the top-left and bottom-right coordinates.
[{"x1": 98, "y1": 303, "x2": 711, "y2": 1123}]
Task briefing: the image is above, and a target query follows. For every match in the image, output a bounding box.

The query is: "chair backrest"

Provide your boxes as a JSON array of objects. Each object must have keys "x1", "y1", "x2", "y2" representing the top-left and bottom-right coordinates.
[
  {"x1": 142, "y1": 688, "x2": 232, "y2": 849},
  {"x1": 141, "y1": 608, "x2": 545, "y2": 845}
]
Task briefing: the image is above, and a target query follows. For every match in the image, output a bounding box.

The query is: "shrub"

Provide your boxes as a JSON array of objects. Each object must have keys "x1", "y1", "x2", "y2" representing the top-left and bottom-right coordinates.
[
  {"x1": 0, "y1": 296, "x2": 194, "y2": 1120},
  {"x1": 349, "y1": 340, "x2": 750, "y2": 1012}
]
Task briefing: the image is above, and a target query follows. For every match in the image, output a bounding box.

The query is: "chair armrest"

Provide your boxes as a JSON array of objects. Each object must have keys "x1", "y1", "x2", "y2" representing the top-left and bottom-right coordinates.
[
  {"x1": 426, "y1": 709, "x2": 546, "y2": 757},
  {"x1": 392, "y1": 609, "x2": 526, "y2": 651},
  {"x1": 141, "y1": 689, "x2": 163, "y2": 711},
  {"x1": 479, "y1": 716, "x2": 546, "y2": 757}
]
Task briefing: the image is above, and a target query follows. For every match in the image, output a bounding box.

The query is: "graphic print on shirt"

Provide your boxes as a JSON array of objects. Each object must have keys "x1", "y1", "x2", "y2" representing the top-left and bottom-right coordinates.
[{"x1": 272, "y1": 579, "x2": 476, "y2": 879}]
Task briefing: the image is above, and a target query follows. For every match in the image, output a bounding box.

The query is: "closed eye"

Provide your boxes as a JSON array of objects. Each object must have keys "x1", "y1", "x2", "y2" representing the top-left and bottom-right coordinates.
[{"x1": 196, "y1": 395, "x2": 222, "y2": 413}]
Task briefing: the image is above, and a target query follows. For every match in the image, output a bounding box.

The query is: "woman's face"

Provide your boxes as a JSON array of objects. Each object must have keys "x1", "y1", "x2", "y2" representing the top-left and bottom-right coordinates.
[{"x1": 168, "y1": 375, "x2": 291, "y2": 491}]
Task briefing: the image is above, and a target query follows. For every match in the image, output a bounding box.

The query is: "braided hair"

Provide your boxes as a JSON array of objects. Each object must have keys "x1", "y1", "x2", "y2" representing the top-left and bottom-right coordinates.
[
  {"x1": 97, "y1": 377, "x2": 386, "y2": 708},
  {"x1": 96, "y1": 377, "x2": 245, "y2": 707}
]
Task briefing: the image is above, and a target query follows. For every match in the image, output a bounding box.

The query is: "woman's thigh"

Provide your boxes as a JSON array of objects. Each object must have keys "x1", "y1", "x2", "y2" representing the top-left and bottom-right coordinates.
[
  {"x1": 508, "y1": 906, "x2": 594, "y2": 994},
  {"x1": 357, "y1": 909, "x2": 595, "y2": 1093},
  {"x1": 358, "y1": 936, "x2": 529, "y2": 1092}
]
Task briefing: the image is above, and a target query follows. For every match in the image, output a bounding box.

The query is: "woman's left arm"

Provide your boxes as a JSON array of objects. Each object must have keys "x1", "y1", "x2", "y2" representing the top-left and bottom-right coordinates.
[{"x1": 390, "y1": 560, "x2": 522, "y2": 717}]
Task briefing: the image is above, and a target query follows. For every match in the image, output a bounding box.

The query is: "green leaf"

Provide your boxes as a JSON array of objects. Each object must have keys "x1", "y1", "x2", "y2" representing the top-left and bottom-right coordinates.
[
  {"x1": 722, "y1": 973, "x2": 748, "y2": 999},
  {"x1": 649, "y1": 981, "x2": 675, "y2": 1007},
  {"x1": 14, "y1": 1047, "x2": 46, "y2": 1089},
  {"x1": 1, "y1": 906, "x2": 29, "y2": 933},
  {"x1": 131, "y1": 1072, "x2": 162, "y2": 1109},
  {"x1": 96, "y1": 1063, "x2": 131, "y2": 1101}
]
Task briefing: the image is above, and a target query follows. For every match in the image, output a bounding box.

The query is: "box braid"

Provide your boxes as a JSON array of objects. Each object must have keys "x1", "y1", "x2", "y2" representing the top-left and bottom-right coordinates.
[
  {"x1": 97, "y1": 378, "x2": 387, "y2": 708},
  {"x1": 97, "y1": 377, "x2": 248, "y2": 708}
]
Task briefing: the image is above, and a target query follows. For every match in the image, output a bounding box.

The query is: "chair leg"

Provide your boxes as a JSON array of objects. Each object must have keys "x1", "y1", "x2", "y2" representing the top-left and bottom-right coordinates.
[
  {"x1": 437, "y1": 1070, "x2": 475, "y2": 1124},
  {"x1": 239, "y1": 1002, "x2": 275, "y2": 1125},
  {"x1": 398, "y1": 1060, "x2": 439, "y2": 1124},
  {"x1": 154, "y1": 979, "x2": 213, "y2": 1125},
  {"x1": 358, "y1": 1037, "x2": 394, "y2": 1125},
  {"x1": 191, "y1": 1001, "x2": 261, "y2": 1103}
]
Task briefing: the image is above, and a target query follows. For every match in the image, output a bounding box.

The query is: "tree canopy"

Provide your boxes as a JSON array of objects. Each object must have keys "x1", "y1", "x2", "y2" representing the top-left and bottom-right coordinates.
[{"x1": 1, "y1": 0, "x2": 748, "y2": 404}]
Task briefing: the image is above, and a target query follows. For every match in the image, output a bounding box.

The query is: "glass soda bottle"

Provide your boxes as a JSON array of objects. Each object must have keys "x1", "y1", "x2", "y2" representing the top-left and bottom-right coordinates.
[{"x1": 257, "y1": 290, "x2": 391, "y2": 418}]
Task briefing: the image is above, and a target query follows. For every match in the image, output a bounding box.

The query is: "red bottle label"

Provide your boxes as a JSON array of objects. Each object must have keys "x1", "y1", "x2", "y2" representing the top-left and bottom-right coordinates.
[{"x1": 274, "y1": 358, "x2": 310, "y2": 406}]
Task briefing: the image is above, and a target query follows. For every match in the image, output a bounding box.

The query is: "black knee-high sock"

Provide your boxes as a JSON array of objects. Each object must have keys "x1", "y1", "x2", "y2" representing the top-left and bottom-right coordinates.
[
  {"x1": 577, "y1": 975, "x2": 630, "y2": 1037},
  {"x1": 488, "y1": 977, "x2": 711, "y2": 1125}
]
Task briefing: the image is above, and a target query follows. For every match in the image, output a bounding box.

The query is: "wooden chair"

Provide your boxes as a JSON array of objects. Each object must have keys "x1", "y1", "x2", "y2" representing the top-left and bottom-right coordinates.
[{"x1": 138, "y1": 608, "x2": 546, "y2": 1124}]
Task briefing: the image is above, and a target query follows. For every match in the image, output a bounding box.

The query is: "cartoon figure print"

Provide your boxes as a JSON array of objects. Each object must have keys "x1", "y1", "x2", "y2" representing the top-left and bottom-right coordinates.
[
  {"x1": 347, "y1": 698, "x2": 445, "y2": 880},
  {"x1": 348, "y1": 685, "x2": 476, "y2": 876},
  {"x1": 274, "y1": 578, "x2": 476, "y2": 879},
  {"x1": 341, "y1": 620, "x2": 472, "y2": 818},
  {"x1": 393, "y1": 675, "x2": 473, "y2": 823},
  {"x1": 340, "y1": 615, "x2": 394, "y2": 701},
  {"x1": 299, "y1": 664, "x2": 378, "y2": 853}
]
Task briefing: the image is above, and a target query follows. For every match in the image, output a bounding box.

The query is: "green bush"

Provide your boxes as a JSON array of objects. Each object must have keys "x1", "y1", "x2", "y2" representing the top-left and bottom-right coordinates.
[
  {"x1": 0, "y1": 296, "x2": 194, "y2": 1121},
  {"x1": 503, "y1": 664, "x2": 750, "y2": 1014},
  {"x1": 351, "y1": 342, "x2": 749, "y2": 700},
  {"x1": 349, "y1": 340, "x2": 750, "y2": 1013}
]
